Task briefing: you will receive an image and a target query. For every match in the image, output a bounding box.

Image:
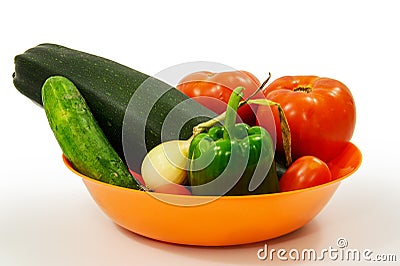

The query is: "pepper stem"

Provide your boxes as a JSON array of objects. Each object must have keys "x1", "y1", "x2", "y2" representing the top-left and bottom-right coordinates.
[
  {"x1": 192, "y1": 112, "x2": 224, "y2": 136},
  {"x1": 222, "y1": 87, "x2": 244, "y2": 139},
  {"x1": 191, "y1": 74, "x2": 271, "y2": 137}
]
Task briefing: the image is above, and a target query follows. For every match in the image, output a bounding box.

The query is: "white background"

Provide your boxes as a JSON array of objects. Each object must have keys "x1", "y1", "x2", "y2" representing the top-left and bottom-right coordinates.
[{"x1": 1, "y1": 0, "x2": 399, "y2": 265}]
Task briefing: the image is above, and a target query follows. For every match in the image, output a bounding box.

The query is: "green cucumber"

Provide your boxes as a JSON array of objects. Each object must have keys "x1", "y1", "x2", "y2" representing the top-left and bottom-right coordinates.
[
  {"x1": 13, "y1": 44, "x2": 216, "y2": 173},
  {"x1": 42, "y1": 76, "x2": 142, "y2": 189}
]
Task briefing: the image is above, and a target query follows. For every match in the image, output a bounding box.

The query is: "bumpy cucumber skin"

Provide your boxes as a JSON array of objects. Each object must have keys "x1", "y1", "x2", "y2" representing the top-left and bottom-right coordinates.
[
  {"x1": 13, "y1": 44, "x2": 216, "y2": 173},
  {"x1": 42, "y1": 76, "x2": 141, "y2": 189}
]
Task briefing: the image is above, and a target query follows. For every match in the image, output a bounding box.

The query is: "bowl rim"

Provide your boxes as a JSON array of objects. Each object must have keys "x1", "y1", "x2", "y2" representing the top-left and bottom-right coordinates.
[{"x1": 62, "y1": 142, "x2": 362, "y2": 200}]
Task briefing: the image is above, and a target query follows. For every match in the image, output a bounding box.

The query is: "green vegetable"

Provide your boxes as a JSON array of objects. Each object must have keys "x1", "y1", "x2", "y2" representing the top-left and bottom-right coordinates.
[
  {"x1": 13, "y1": 44, "x2": 216, "y2": 173},
  {"x1": 42, "y1": 76, "x2": 142, "y2": 190},
  {"x1": 188, "y1": 87, "x2": 280, "y2": 196}
]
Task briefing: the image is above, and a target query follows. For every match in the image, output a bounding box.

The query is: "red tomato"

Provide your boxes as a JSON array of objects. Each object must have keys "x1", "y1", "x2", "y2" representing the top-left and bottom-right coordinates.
[
  {"x1": 177, "y1": 70, "x2": 262, "y2": 125},
  {"x1": 279, "y1": 156, "x2": 332, "y2": 192},
  {"x1": 153, "y1": 184, "x2": 192, "y2": 195},
  {"x1": 258, "y1": 76, "x2": 356, "y2": 162},
  {"x1": 129, "y1": 169, "x2": 146, "y2": 186},
  {"x1": 129, "y1": 169, "x2": 192, "y2": 195}
]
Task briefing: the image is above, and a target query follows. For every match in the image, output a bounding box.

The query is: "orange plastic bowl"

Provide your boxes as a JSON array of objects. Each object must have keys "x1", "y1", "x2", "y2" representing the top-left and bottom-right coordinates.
[{"x1": 63, "y1": 142, "x2": 361, "y2": 246}]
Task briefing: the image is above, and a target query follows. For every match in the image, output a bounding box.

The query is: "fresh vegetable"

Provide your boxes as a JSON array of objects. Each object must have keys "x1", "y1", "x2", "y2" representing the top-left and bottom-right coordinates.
[
  {"x1": 153, "y1": 184, "x2": 192, "y2": 195},
  {"x1": 42, "y1": 76, "x2": 143, "y2": 190},
  {"x1": 140, "y1": 101, "x2": 229, "y2": 191},
  {"x1": 188, "y1": 87, "x2": 280, "y2": 196},
  {"x1": 177, "y1": 70, "x2": 262, "y2": 126},
  {"x1": 258, "y1": 75, "x2": 356, "y2": 162},
  {"x1": 129, "y1": 169, "x2": 146, "y2": 186},
  {"x1": 141, "y1": 140, "x2": 190, "y2": 190},
  {"x1": 279, "y1": 156, "x2": 332, "y2": 192},
  {"x1": 13, "y1": 43, "x2": 216, "y2": 173}
]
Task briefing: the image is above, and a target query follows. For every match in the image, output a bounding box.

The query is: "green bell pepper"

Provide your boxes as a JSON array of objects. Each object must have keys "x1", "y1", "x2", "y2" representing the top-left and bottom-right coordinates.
[{"x1": 188, "y1": 87, "x2": 280, "y2": 196}]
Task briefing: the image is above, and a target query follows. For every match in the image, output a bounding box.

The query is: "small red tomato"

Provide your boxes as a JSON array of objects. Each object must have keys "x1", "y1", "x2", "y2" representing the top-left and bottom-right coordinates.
[
  {"x1": 177, "y1": 70, "x2": 262, "y2": 125},
  {"x1": 279, "y1": 156, "x2": 332, "y2": 192},
  {"x1": 129, "y1": 169, "x2": 146, "y2": 186},
  {"x1": 259, "y1": 76, "x2": 356, "y2": 162},
  {"x1": 153, "y1": 184, "x2": 192, "y2": 195}
]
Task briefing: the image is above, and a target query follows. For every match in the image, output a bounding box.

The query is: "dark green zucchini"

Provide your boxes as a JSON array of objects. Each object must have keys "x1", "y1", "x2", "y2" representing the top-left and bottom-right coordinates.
[
  {"x1": 42, "y1": 76, "x2": 142, "y2": 189},
  {"x1": 13, "y1": 44, "x2": 216, "y2": 173}
]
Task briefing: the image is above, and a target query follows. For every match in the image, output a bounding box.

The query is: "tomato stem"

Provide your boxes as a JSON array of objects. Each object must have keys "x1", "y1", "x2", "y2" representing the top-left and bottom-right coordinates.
[
  {"x1": 253, "y1": 72, "x2": 272, "y2": 97},
  {"x1": 294, "y1": 86, "x2": 312, "y2": 93}
]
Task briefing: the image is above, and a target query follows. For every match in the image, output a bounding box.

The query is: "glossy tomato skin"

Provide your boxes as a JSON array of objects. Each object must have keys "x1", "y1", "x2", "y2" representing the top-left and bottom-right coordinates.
[
  {"x1": 279, "y1": 156, "x2": 332, "y2": 192},
  {"x1": 258, "y1": 76, "x2": 356, "y2": 163},
  {"x1": 177, "y1": 71, "x2": 262, "y2": 126}
]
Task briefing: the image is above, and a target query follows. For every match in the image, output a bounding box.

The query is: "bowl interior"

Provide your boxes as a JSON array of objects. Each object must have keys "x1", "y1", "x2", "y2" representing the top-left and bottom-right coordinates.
[{"x1": 63, "y1": 142, "x2": 361, "y2": 246}]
